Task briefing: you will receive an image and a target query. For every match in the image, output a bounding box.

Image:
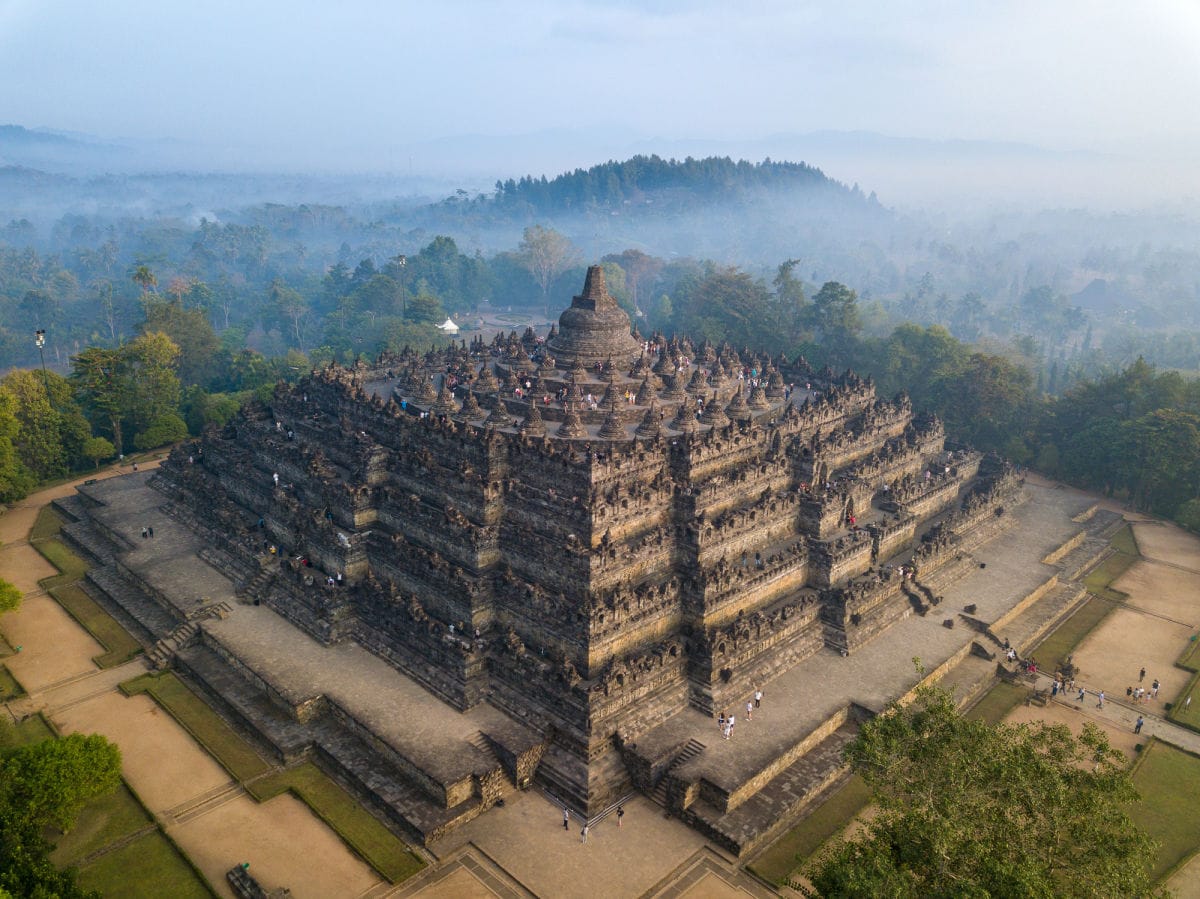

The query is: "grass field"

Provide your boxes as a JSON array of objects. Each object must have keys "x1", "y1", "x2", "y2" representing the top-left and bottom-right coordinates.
[
  {"x1": 0, "y1": 663, "x2": 24, "y2": 700},
  {"x1": 35, "y1": 538, "x2": 91, "y2": 591},
  {"x1": 1130, "y1": 741, "x2": 1200, "y2": 883},
  {"x1": 76, "y1": 830, "x2": 215, "y2": 899},
  {"x1": 120, "y1": 672, "x2": 270, "y2": 782},
  {"x1": 50, "y1": 782, "x2": 153, "y2": 868},
  {"x1": 748, "y1": 775, "x2": 871, "y2": 884},
  {"x1": 49, "y1": 583, "x2": 143, "y2": 667},
  {"x1": 964, "y1": 681, "x2": 1029, "y2": 725},
  {"x1": 29, "y1": 505, "x2": 65, "y2": 542},
  {"x1": 247, "y1": 762, "x2": 426, "y2": 883}
]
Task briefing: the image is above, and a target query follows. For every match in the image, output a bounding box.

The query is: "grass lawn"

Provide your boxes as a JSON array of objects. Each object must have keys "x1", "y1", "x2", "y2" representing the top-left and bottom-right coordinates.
[
  {"x1": 1029, "y1": 596, "x2": 1116, "y2": 671},
  {"x1": 0, "y1": 712, "x2": 55, "y2": 748},
  {"x1": 50, "y1": 781, "x2": 153, "y2": 867},
  {"x1": 121, "y1": 672, "x2": 270, "y2": 782},
  {"x1": 0, "y1": 663, "x2": 24, "y2": 700},
  {"x1": 747, "y1": 775, "x2": 871, "y2": 885},
  {"x1": 49, "y1": 583, "x2": 143, "y2": 668},
  {"x1": 1168, "y1": 670, "x2": 1200, "y2": 731},
  {"x1": 247, "y1": 762, "x2": 425, "y2": 883},
  {"x1": 76, "y1": 830, "x2": 215, "y2": 899},
  {"x1": 1080, "y1": 525, "x2": 1139, "y2": 603},
  {"x1": 29, "y1": 505, "x2": 65, "y2": 542},
  {"x1": 34, "y1": 537, "x2": 91, "y2": 590},
  {"x1": 965, "y1": 681, "x2": 1029, "y2": 725},
  {"x1": 1129, "y1": 741, "x2": 1200, "y2": 884}
]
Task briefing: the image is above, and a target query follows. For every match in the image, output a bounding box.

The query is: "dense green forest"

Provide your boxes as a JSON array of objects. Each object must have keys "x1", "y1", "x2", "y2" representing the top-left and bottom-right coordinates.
[
  {"x1": 2, "y1": 246, "x2": 1197, "y2": 533},
  {"x1": 2, "y1": 155, "x2": 1198, "y2": 529}
]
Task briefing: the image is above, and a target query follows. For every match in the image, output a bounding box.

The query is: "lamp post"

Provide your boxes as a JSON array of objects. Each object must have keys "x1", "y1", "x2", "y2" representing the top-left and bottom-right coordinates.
[
  {"x1": 34, "y1": 329, "x2": 51, "y2": 399},
  {"x1": 396, "y1": 255, "x2": 408, "y2": 318}
]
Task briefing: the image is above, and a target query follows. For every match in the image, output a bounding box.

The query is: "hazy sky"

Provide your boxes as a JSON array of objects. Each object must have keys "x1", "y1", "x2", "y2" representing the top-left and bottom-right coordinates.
[{"x1": 3, "y1": 0, "x2": 1199, "y2": 183}]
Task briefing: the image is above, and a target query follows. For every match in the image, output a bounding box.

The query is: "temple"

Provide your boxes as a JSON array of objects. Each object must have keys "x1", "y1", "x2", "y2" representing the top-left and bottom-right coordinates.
[{"x1": 57, "y1": 266, "x2": 1054, "y2": 855}]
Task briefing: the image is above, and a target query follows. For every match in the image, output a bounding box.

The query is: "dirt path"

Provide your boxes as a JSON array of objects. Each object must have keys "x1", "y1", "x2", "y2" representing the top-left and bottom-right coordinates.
[{"x1": 1, "y1": 467, "x2": 385, "y2": 899}]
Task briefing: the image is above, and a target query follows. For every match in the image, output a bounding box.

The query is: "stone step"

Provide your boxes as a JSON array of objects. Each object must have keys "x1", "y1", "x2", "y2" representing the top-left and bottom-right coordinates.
[
  {"x1": 86, "y1": 564, "x2": 181, "y2": 638},
  {"x1": 682, "y1": 721, "x2": 858, "y2": 857}
]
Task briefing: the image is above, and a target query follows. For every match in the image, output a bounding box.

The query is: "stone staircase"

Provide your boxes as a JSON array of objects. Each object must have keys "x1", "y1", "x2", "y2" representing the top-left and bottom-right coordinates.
[
  {"x1": 85, "y1": 564, "x2": 182, "y2": 640},
  {"x1": 682, "y1": 722, "x2": 858, "y2": 857},
  {"x1": 237, "y1": 565, "x2": 277, "y2": 604},
  {"x1": 901, "y1": 580, "x2": 929, "y2": 616},
  {"x1": 650, "y1": 739, "x2": 706, "y2": 806},
  {"x1": 147, "y1": 621, "x2": 201, "y2": 669}
]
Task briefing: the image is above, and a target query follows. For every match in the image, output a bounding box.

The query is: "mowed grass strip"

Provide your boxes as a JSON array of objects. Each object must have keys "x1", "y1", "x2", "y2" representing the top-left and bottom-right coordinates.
[
  {"x1": 1129, "y1": 741, "x2": 1200, "y2": 884},
  {"x1": 35, "y1": 538, "x2": 91, "y2": 590},
  {"x1": 0, "y1": 664, "x2": 24, "y2": 701},
  {"x1": 747, "y1": 776, "x2": 871, "y2": 884},
  {"x1": 29, "y1": 505, "x2": 65, "y2": 542},
  {"x1": 1080, "y1": 525, "x2": 1139, "y2": 603},
  {"x1": 965, "y1": 681, "x2": 1029, "y2": 725},
  {"x1": 49, "y1": 781, "x2": 153, "y2": 868},
  {"x1": 76, "y1": 829, "x2": 215, "y2": 899},
  {"x1": 49, "y1": 583, "x2": 142, "y2": 668},
  {"x1": 246, "y1": 762, "x2": 425, "y2": 883},
  {"x1": 121, "y1": 672, "x2": 270, "y2": 782}
]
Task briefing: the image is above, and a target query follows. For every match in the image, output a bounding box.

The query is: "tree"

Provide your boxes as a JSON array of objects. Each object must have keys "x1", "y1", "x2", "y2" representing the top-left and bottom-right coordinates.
[
  {"x1": 81, "y1": 436, "x2": 115, "y2": 469},
  {"x1": 123, "y1": 332, "x2": 181, "y2": 436},
  {"x1": 134, "y1": 412, "x2": 188, "y2": 451},
  {"x1": 518, "y1": 225, "x2": 579, "y2": 316},
  {"x1": 804, "y1": 680, "x2": 1158, "y2": 898},
  {"x1": 140, "y1": 294, "x2": 220, "y2": 388},
  {"x1": 0, "y1": 577, "x2": 20, "y2": 613},
  {"x1": 130, "y1": 263, "x2": 157, "y2": 294},
  {"x1": 0, "y1": 732, "x2": 121, "y2": 898},
  {"x1": 1, "y1": 369, "x2": 93, "y2": 481},
  {"x1": 808, "y1": 281, "x2": 862, "y2": 366},
  {"x1": 70, "y1": 347, "x2": 128, "y2": 457}
]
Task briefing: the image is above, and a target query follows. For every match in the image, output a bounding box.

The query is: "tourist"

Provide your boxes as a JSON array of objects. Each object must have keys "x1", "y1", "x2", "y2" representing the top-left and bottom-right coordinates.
[
  {"x1": 616, "y1": 805, "x2": 624, "y2": 828},
  {"x1": 754, "y1": 688, "x2": 763, "y2": 709},
  {"x1": 718, "y1": 711, "x2": 726, "y2": 731},
  {"x1": 1134, "y1": 716, "x2": 1144, "y2": 735},
  {"x1": 1139, "y1": 667, "x2": 1146, "y2": 682},
  {"x1": 148, "y1": 526, "x2": 154, "y2": 538},
  {"x1": 563, "y1": 808, "x2": 570, "y2": 830},
  {"x1": 141, "y1": 527, "x2": 148, "y2": 539},
  {"x1": 746, "y1": 700, "x2": 754, "y2": 721},
  {"x1": 1152, "y1": 678, "x2": 1160, "y2": 699},
  {"x1": 581, "y1": 824, "x2": 588, "y2": 843},
  {"x1": 1097, "y1": 690, "x2": 1105, "y2": 709},
  {"x1": 1077, "y1": 687, "x2": 1086, "y2": 702}
]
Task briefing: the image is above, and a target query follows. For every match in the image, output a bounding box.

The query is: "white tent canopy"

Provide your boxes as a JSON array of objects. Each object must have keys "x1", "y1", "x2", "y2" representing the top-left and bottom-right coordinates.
[{"x1": 437, "y1": 317, "x2": 459, "y2": 334}]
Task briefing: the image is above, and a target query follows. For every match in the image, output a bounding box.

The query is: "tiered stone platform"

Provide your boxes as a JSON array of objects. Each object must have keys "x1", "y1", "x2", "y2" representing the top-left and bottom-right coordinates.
[{"x1": 58, "y1": 268, "x2": 1090, "y2": 849}]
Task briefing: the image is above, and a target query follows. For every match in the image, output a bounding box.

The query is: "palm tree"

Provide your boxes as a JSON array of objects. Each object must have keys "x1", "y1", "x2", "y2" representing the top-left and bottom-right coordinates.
[{"x1": 131, "y1": 264, "x2": 157, "y2": 294}]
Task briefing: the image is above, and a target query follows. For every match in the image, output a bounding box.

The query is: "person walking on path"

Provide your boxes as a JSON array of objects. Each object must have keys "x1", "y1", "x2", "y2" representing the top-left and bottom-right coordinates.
[
  {"x1": 1098, "y1": 690, "x2": 1106, "y2": 709},
  {"x1": 746, "y1": 700, "x2": 754, "y2": 721},
  {"x1": 616, "y1": 805, "x2": 624, "y2": 828},
  {"x1": 1077, "y1": 687, "x2": 1086, "y2": 702},
  {"x1": 1135, "y1": 716, "x2": 1144, "y2": 734},
  {"x1": 563, "y1": 808, "x2": 570, "y2": 830},
  {"x1": 581, "y1": 824, "x2": 589, "y2": 843},
  {"x1": 1140, "y1": 667, "x2": 1146, "y2": 682},
  {"x1": 754, "y1": 688, "x2": 763, "y2": 709},
  {"x1": 1152, "y1": 679, "x2": 1160, "y2": 700}
]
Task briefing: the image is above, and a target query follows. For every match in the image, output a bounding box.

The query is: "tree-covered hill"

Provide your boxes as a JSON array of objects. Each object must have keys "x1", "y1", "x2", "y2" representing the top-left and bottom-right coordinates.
[{"x1": 489, "y1": 155, "x2": 874, "y2": 214}]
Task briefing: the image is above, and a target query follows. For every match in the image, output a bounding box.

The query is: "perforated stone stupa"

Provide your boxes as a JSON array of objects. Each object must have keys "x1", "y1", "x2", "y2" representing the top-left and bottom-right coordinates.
[{"x1": 63, "y1": 266, "x2": 1037, "y2": 853}]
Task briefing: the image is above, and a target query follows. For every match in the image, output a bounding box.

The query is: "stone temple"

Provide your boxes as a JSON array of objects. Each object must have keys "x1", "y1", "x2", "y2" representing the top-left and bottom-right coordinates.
[{"x1": 57, "y1": 266, "x2": 1058, "y2": 855}]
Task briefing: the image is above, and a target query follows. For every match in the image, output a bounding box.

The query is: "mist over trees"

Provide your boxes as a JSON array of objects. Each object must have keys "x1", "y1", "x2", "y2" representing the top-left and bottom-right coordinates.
[{"x1": 1, "y1": 154, "x2": 1198, "y2": 529}]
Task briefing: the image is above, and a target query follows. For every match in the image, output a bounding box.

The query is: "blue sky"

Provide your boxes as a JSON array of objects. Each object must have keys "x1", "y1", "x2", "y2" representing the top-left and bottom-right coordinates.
[{"x1": 2, "y1": 0, "x2": 1198, "y2": 193}]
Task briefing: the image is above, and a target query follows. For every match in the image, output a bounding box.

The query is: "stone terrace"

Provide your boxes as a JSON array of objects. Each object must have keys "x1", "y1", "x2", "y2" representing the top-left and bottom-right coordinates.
[{"x1": 625, "y1": 478, "x2": 1094, "y2": 854}]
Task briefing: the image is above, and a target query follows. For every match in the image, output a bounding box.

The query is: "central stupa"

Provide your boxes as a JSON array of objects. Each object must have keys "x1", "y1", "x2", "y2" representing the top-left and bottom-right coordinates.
[{"x1": 545, "y1": 265, "x2": 642, "y2": 368}]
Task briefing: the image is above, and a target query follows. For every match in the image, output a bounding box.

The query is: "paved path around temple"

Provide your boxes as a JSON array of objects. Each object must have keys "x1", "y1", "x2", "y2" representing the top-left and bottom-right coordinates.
[{"x1": 1, "y1": 467, "x2": 384, "y2": 899}]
